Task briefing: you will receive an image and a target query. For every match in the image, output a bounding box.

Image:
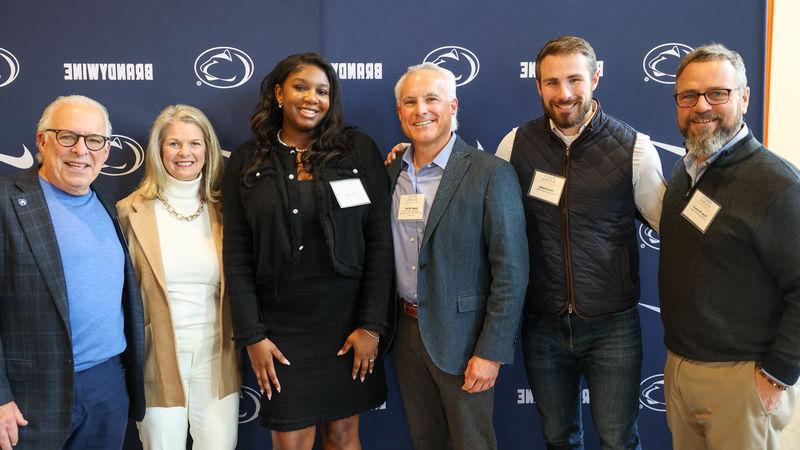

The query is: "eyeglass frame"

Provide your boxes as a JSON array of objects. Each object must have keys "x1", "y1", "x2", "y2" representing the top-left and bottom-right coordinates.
[
  {"x1": 673, "y1": 87, "x2": 745, "y2": 108},
  {"x1": 44, "y1": 129, "x2": 110, "y2": 151}
]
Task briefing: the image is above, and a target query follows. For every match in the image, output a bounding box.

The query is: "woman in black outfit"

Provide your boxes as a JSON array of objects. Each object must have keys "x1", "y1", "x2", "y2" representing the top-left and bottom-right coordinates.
[{"x1": 221, "y1": 53, "x2": 393, "y2": 450}]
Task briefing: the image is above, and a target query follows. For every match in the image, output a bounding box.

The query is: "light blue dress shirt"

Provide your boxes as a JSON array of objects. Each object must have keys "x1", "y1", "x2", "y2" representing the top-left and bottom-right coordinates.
[{"x1": 391, "y1": 133, "x2": 457, "y2": 304}]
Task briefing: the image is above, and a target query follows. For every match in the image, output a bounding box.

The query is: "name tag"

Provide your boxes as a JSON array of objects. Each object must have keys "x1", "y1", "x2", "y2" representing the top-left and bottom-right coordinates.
[
  {"x1": 528, "y1": 170, "x2": 566, "y2": 205},
  {"x1": 330, "y1": 178, "x2": 371, "y2": 208},
  {"x1": 397, "y1": 194, "x2": 425, "y2": 221},
  {"x1": 681, "y1": 190, "x2": 721, "y2": 233}
]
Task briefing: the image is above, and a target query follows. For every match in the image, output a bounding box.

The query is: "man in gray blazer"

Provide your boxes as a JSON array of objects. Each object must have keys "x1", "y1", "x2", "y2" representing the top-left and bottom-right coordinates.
[
  {"x1": 388, "y1": 63, "x2": 528, "y2": 450},
  {"x1": 0, "y1": 95, "x2": 145, "y2": 449}
]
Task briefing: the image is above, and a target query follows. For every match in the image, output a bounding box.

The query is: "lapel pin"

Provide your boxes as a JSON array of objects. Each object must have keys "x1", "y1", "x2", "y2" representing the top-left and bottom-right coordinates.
[{"x1": 17, "y1": 198, "x2": 27, "y2": 207}]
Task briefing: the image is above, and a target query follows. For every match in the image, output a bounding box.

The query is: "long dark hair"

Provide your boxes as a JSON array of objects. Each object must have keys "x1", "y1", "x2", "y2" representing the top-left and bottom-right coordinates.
[{"x1": 244, "y1": 53, "x2": 348, "y2": 183}]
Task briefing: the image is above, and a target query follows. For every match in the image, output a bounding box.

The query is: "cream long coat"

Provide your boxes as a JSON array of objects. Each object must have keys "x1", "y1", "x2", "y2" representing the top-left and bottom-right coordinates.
[{"x1": 117, "y1": 193, "x2": 240, "y2": 407}]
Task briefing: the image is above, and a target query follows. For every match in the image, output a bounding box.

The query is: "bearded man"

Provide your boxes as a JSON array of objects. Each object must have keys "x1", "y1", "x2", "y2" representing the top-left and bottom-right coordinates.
[
  {"x1": 495, "y1": 35, "x2": 665, "y2": 450},
  {"x1": 660, "y1": 43, "x2": 800, "y2": 450}
]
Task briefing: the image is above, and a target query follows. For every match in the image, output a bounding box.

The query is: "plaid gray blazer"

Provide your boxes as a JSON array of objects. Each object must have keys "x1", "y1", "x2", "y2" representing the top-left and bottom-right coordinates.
[{"x1": 0, "y1": 168, "x2": 145, "y2": 448}]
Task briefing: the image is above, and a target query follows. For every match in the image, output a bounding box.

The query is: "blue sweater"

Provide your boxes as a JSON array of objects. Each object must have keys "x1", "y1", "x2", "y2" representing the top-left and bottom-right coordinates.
[{"x1": 40, "y1": 178, "x2": 126, "y2": 372}]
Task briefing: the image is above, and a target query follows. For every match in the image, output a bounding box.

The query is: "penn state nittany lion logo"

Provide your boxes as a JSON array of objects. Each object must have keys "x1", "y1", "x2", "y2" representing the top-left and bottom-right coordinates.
[
  {"x1": 0, "y1": 47, "x2": 20, "y2": 88},
  {"x1": 638, "y1": 223, "x2": 660, "y2": 251},
  {"x1": 423, "y1": 46, "x2": 480, "y2": 87},
  {"x1": 101, "y1": 135, "x2": 144, "y2": 177},
  {"x1": 643, "y1": 43, "x2": 693, "y2": 84},
  {"x1": 194, "y1": 46, "x2": 254, "y2": 89},
  {"x1": 238, "y1": 385, "x2": 262, "y2": 424},
  {"x1": 640, "y1": 374, "x2": 666, "y2": 412}
]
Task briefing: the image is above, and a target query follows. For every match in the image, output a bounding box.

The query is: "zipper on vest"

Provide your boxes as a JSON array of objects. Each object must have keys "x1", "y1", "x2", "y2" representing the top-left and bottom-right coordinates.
[
  {"x1": 684, "y1": 168, "x2": 709, "y2": 198},
  {"x1": 561, "y1": 142, "x2": 576, "y2": 316}
]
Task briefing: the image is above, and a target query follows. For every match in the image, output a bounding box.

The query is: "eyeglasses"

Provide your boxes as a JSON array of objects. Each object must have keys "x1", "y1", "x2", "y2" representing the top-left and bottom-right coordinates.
[
  {"x1": 45, "y1": 129, "x2": 109, "y2": 151},
  {"x1": 674, "y1": 88, "x2": 743, "y2": 108}
]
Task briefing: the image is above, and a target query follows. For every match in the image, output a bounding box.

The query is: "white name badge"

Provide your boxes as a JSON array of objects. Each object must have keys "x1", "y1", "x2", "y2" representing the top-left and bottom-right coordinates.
[
  {"x1": 681, "y1": 189, "x2": 721, "y2": 233},
  {"x1": 397, "y1": 194, "x2": 425, "y2": 221},
  {"x1": 528, "y1": 170, "x2": 567, "y2": 206},
  {"x1": 330, "y1": 178, "x2": 371, "y2": 208}
]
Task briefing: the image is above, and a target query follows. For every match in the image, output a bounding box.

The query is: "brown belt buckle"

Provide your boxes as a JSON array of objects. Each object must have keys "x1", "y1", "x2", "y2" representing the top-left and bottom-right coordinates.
[{"x1": 401, "y1": 300, "x2": 418, "y2": 319}]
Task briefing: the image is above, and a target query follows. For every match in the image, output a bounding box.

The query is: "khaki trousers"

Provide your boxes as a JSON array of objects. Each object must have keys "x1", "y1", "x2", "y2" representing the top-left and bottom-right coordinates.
[{"x1": 664, "y1": 352, "x2": 796, "y2": 450}]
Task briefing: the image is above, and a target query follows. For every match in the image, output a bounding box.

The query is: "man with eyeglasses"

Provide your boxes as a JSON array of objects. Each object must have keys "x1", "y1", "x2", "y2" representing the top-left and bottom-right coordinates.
[
  {"x1": 495, "y1": 35, "x2": 665, "y2": 449},
  {"x1": 0, "y1": 95, "x2": 145, "y2": 449},
  {"x1": 660, "y1": 43, "x2": 800, "y2": 449}
]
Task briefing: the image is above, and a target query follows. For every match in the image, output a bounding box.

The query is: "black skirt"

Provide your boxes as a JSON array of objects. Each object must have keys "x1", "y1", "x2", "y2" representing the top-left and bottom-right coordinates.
[{"x1": 259, "y1": 276, "x2": 387, "y2": 431}]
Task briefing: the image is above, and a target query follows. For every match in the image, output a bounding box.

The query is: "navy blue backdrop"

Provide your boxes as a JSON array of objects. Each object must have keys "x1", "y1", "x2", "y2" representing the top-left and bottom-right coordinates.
[{"x1": 0, "y1": 1, "x2": 767, "y2": 448}]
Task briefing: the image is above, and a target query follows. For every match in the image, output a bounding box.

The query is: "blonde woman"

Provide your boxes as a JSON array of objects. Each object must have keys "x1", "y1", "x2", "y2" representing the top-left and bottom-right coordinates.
[{"x1": 117, "y1": 105, "x2": 240, "y2": 449}]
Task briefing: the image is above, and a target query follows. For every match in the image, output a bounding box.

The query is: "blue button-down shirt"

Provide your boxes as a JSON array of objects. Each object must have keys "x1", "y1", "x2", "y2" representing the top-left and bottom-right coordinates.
[{"x1": 391, "y1": 133, "x2": 457, "y2": 304}]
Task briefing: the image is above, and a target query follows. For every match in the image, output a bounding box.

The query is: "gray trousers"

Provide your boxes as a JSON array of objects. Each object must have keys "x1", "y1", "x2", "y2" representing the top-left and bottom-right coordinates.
[{"x1": 393, "y1": 312, "x2": 497, "y2": 450}]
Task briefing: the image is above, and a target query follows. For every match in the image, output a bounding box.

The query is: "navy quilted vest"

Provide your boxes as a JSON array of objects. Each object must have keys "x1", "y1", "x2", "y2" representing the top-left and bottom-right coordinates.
[{"x1": 510, "y1": 104, "x2": 640, "y2": 317}]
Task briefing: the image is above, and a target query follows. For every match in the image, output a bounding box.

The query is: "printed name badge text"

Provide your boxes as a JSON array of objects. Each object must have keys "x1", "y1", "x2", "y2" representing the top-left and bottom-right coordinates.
[
  {"x1": 528, "y1": 170, "x2": 566, "y2": 205},
  {"x1": 681, "y1": 189, "x2": 721, "y2": 233},
  {"x1": 330, "y1": 178, "x2": 371, "y2": 208},
  {"x1": 398, "y1": 194, "x2": 425, "y2": 221}
]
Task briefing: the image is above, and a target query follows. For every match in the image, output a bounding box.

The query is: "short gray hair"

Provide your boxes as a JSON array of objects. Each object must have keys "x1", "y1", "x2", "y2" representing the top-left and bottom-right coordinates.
[
  {"x1": 35, "y1": 95, "x2": 112, "y2": 164},
  {"x1": 394, "y1": 62, "x2": 458, "y2": 131},
  {"x1": 675, "y1": 43, "x2": 748, "y2": 88},
  {"x1": 37, "y1": 95, "x2": 112, "y2": 136}
]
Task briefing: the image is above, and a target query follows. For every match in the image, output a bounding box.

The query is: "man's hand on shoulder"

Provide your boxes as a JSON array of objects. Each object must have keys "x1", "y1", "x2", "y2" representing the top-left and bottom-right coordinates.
[
  {"x1": 462, "y1": 355, "x2": 501, "y2": 393},
  {"x1": 384, "y1": 142, "x2": 409, "y2": 166},
  {"x1": 0, "y1": 401, "x2": 27, "y2": 450}
]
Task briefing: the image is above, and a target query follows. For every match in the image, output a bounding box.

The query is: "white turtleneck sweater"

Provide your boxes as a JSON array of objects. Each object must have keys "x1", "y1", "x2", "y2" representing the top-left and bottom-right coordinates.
[{"x1": 155, "y1": 174, "x2": 220, "y2": 351}]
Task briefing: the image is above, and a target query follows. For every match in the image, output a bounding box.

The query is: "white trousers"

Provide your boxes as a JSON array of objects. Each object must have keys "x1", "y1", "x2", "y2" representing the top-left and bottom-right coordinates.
[{"x1": 137, "y1": 341, "x2": 239, "y2": 450}]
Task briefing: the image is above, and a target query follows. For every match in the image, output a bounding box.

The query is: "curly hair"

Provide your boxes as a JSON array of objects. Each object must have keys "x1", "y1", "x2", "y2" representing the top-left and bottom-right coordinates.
[{"x1": 244, "y1": 53, "x2": 349, "y2": 184}]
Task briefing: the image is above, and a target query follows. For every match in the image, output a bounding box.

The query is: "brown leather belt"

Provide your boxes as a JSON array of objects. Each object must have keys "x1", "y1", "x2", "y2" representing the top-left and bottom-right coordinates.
[{"x1": 400, "y1": 299, "x2": 418, "y2": 319}]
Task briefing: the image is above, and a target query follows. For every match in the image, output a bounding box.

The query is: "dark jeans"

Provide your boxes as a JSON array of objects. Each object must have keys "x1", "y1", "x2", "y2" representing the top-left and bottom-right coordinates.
[
  {"x1": 63, "y1": 355, "x2": 129, "y2": 450},
  {"x1": 522, "y1": 306, "x2": 642, "y2": 450}
]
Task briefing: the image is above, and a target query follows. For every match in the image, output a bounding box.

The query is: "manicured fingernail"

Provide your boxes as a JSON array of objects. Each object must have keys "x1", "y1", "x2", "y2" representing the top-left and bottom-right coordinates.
[
  {"x1": 337, "y1": 350, "x2": 344, "y2": 356},
  {"x1": 277, "y1": 386, "x2": 281, "y2": 393},
  {"x1": 361, "y1": 376, "x2": 365, "y2": 382},
  {"x1": 267, "y1": 392, "x2": 272, "y2": 400}
]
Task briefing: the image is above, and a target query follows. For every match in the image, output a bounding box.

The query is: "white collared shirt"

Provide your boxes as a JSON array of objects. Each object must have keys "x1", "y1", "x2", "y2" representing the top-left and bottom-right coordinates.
[{"x1": 496, "y1": 115, "x2": 666, "y2": 232}]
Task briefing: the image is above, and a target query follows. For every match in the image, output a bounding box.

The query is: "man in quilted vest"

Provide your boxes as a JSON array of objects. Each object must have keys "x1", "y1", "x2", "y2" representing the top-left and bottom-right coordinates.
[{"x1": 496, "y1": 35, "x2": 666, "y2": 450}]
